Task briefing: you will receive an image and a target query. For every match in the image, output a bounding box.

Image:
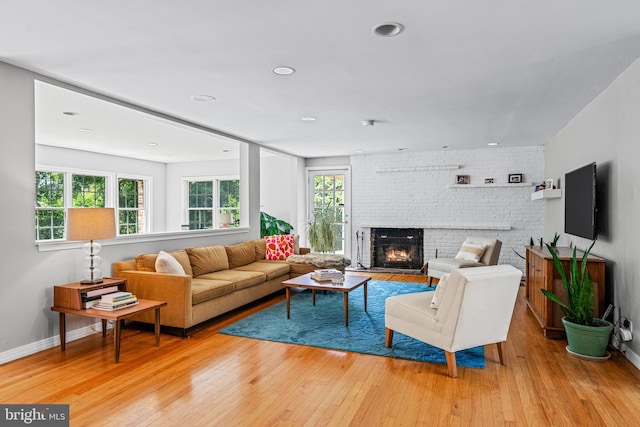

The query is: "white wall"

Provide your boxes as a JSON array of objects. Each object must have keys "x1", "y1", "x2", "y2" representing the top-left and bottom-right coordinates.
[
  {"x1": 0, "y1": 62, "x2": 264, "y2": 362},
  {"x1": 350, "y1": 146, "x2": 545, "y2": 271},
  {"x1": 545, "y1": 56, "x2": 640, "y2": 365}
]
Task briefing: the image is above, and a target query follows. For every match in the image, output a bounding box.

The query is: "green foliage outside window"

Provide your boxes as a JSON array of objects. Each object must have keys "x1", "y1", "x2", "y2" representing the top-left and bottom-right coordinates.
[
  {"x1": 72, "y1": 175, "x2": 105, "y2": 208},
  {"x1": 35, "y1": 171, "x2": 65, "y2": 240},
  {"x1": 119, "y1": 178, "x2": 144, "y2": 235}
]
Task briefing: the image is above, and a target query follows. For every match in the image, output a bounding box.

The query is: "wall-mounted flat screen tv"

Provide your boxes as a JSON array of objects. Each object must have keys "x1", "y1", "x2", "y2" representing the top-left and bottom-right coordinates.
[{"x1": 564, "y1": 162, "x2": 597, "y2": 240}]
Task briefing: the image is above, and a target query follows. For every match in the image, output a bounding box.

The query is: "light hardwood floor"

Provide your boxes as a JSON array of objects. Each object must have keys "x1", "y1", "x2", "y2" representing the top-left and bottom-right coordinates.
[{"x1": 1, "y1": 272, "x2": 640, "y2": 426}]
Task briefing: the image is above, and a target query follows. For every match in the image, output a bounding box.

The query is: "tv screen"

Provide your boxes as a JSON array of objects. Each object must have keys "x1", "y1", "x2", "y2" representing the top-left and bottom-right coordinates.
[{"x1": 564, "y1": 162, "x2": 597, "y2": 240}]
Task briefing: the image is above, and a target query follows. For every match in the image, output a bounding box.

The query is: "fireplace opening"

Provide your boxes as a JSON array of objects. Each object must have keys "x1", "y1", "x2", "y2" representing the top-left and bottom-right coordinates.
[{"x1": 371, "y1": 228, "x2": 424, "y2": 270}]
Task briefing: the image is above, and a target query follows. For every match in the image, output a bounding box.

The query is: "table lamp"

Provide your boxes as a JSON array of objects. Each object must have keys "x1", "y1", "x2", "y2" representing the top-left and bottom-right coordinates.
[
  {"x1": 67, "y1": 208, "x2": 116, "y2": 284},
  {"x1": 220, "y1": 212, "x2": 232, "y2": 228}
]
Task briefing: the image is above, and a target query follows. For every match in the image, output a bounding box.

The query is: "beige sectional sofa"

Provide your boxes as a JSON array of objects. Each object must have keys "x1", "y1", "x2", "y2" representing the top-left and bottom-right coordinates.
[{"x1": 112, "y1": 239, "x2": 339, "y2": 335}]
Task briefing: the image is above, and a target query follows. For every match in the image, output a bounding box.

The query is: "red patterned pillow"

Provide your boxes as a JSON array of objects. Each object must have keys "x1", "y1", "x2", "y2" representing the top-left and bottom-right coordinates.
[{"x1": 265, "y1": 235, "x2": 295, "y2": 260}]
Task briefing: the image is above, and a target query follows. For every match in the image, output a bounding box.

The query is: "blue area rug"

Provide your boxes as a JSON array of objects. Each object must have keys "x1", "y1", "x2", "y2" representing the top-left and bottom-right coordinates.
[{"x1": 220, "y1": 280, "x2": 485, "y2": 368}]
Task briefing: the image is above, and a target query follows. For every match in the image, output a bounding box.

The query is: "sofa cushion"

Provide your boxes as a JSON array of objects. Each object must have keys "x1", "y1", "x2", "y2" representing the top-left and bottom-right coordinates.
[
  {"x1": 187, "y1": 245, "x2": 229, "y2": 277},
  {"x1": 235, "y1": 261, "x2": 290, "y2": 281},
  {"x1": 191, "y1": 278, "x2": 235, "y2": 305},
  {"x1": 253, "y1": 239, "x2": 267, "y2": 261},
  {"x1": 197, "y1": 270, "x2": 266, "y2": 291},
  {"x1": 156, "y1": 251, "x2": 186, "y2": 275},
  {"x1": 169, "y1": 249, "x2": 194, "y2": 277},
  {"x1": 265, "y1": 235, "x2": 295, "y2": 260},
  {"x1": 225, "y1": 241, "x2": 256, "y2": 269},
  {"x1": 135, "y1": 253, "x2": 158, "y2": 272}
]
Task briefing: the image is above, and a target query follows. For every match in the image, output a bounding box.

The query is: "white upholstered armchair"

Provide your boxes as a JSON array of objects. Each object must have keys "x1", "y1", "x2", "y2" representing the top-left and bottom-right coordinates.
[
  {"x1": 385, "y1": 265, "x2": 522, "y2": 378},
  {"x1": 426, "y1": 237, "x2": 502, "y2": 286}
]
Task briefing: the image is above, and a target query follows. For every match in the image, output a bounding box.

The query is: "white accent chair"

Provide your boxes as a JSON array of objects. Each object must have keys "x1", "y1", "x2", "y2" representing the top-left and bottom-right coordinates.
[
  {"x1": 385, "y1": 265, "x2": 522, "y2": 378},
  {"x1": 426, "y1": 237, "x2": 502, "y2": 286}
]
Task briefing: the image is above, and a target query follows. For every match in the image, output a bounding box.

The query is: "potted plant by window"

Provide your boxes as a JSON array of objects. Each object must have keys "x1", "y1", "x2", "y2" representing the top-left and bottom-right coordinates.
[
  {"x1": 307, "y1": 207, "x2": 336, "y2": 253},
  {"x1": 541, "y1": 240, "x2": 613, "y2": 358}
]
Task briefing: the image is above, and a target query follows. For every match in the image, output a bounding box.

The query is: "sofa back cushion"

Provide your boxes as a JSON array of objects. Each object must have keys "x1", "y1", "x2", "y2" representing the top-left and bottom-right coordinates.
[
  {"x1": 186, "y1": 245, "x2": 229, "y2": 277},
  {"x1": 225, "y1": 241, "x2": 256, "y2": 269},
  {"x1": 135, "y1": 253, "x2": 158, "y2": 272},
  {"x1": 253, "y1": 239, "x2": 267, "y2": 261},
  {"x1": 168, "y1": 249, "x2": 194, "y2": 276}
]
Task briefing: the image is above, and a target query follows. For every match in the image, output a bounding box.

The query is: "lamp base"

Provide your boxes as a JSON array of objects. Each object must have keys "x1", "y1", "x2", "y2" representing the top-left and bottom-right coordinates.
[{"x1": 80, "y1": 278, "x2": 104, "y2": 285}]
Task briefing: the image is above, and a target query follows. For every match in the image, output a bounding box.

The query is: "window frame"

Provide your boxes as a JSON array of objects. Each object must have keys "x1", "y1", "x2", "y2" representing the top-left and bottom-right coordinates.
[
  {"x1": 182, "y1": 175, "x2": 240, "y2": 230},
  {"x1": 117, "y1": 173, "x2": 152, "y2": 235}
]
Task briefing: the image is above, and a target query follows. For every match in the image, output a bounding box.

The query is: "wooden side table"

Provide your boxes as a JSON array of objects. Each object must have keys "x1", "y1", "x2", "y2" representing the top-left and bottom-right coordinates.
[{"x1": 51, "y1": 278, "x2": 167, "y2": 362}]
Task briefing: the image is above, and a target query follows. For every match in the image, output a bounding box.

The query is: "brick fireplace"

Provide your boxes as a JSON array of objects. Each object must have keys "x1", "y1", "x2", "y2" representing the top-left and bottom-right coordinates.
[{"x1": 371, "y1": 228, "x2": 424, "y2": 270}]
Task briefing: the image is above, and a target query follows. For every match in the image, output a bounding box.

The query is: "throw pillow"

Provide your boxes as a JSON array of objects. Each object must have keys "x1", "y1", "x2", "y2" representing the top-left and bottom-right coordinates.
[
  {"x1": 265, "y1": 235, "x2": 295, "y2": 260},
  {"x1": 455, "y1": 241, "x2": 487, "y2": 262},
  {"x1": 155, "y1": 251, "x2": 186, "y2": 275},
  {"x1": 430, "y1": 273, "x2": 450, "y2": 310}
]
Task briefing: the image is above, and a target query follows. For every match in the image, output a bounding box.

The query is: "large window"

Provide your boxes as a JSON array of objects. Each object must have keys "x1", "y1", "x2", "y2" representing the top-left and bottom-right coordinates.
[
  {"x1": 35, "y1": 169, "x2": 149, "y2": 240},
  {"x1": 185, "y1": 178, "x2": 239, "y2": 230}
]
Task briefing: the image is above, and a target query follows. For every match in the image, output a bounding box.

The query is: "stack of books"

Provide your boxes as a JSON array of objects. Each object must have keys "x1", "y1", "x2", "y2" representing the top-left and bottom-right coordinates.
[
  {"x1": 92, "y1": 291, "x2": 138, "y2": 311},
  {"x1": 81, "y1": 285, "x2": 120, "y2": 309},
  {"x1": 310, "y1": 269, "x2": 344, "y2": 282}
]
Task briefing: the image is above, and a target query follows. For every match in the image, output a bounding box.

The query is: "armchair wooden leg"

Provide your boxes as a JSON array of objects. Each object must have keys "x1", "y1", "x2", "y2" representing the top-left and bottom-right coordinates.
[
  {"x1": 496, "y1": 341, "x2": 506, "y2": 365},
  {"x1": 428, "y1": 276, "x2": 433, "y2": 287},
  {"x1": 385, "y1": 328, "x2": 394, "y2": 347},
  {"x1": 445, "y1": 351, "x2": 458, "y2": 378}
]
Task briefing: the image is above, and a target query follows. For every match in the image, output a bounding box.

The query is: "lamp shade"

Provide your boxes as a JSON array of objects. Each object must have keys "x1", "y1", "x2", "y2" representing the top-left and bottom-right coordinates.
[
  {"x1": 67, "y1": 208, "x2": 116, "y2": 241},
  {"x1": 220, "y1": 213, "x2": 232, "y2": 225}
]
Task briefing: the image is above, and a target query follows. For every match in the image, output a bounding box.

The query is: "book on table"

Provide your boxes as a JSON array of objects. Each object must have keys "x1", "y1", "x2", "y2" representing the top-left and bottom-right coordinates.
[
  {"x1": 91, "y1": 292, "x2": 138, "y2": 311},
  {"x1": 310, "y1": 269, "x2": 344, "y2": 281}
]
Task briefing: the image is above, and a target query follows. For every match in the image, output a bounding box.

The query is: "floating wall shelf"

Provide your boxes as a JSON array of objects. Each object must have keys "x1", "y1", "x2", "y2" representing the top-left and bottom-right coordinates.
[
  {"x1": 376, "y1": 165, "x2": 461, "y2": 173},
  {"x1": 531, "y1": 189, "x2": 562, "y2": 200},
  {"x1": 448, "y1": 183, "x2": 532, "y2": 189}
]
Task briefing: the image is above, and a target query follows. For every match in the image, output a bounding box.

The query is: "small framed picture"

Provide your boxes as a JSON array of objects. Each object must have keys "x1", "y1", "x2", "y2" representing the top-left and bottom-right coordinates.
[
  {"x1": 545, "y1": 178, "x2": 554, "y2": 189},
  {"x1": 484, "y1": 178, "x2": 494, "y2": 184},
  {"x1": 456, "y1": 175, "x2": 470, "y2": 184},
  {"x1": 508, "y1": 173, "x2": 523, "y2": 183}
]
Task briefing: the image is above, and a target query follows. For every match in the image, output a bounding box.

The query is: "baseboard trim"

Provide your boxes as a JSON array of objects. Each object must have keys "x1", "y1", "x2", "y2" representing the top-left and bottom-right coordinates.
[
  {"x1": 0, "y1": 323, "x2": 106, "y2": 365},
  {"x1": 620, "y1": 344, "x2": 640, "y2": 370}
]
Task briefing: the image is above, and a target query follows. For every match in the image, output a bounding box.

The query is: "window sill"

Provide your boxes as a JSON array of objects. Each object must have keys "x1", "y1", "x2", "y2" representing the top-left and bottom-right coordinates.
[{"x1": 36, "y1": 227, "x2": 250, "y2": 252}]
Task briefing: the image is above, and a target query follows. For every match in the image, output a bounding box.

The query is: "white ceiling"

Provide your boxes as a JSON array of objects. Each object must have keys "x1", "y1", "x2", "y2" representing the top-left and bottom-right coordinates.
[{"x1": 3, "y1": 1, "x2": 640, "y2": 161}]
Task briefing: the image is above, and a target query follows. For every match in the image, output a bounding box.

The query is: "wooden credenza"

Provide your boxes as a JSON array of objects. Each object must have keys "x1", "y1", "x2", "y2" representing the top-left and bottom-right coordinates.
[{"x1": 525, "y1": 246, "x2": 606, "y2": 338}]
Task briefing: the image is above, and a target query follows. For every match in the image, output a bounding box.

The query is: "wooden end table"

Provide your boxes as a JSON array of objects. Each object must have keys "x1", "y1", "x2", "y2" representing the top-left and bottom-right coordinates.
[
  {"x1": 281, "y1": 273, "x2": 371, "y2": 326},
  {"x1": 51, "y1": 279, "x2": 167, "y2": 363}
]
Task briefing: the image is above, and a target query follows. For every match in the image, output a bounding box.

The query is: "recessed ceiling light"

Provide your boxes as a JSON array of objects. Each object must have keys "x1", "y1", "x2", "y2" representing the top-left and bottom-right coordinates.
[
  {"x1": 361, "y1": 120, "x2": 375, "y2": 127},
  {"x1": 63, "y1": 111, "x2": 79, "y2": 116},
  {"x1": 397, "y1": 148, "x2": 407, "y2": 151},
  {"x1": 442, "y1": 145, "x2": 449, "y2": 149},
  {"x1": 373, "y1": 22, "x2": 404, "y2": 37},
  {"x1": 488, "y1": 142, "x2": 500, "y2": 146},
  {"x1": 301, "y1": 116, "x2": 317, "y2": 121},
  {"x1": 191, "y1": 95, "x2": 216, "y2": 102},
  {"x1": 222, "y1": 149, "x2": 230, "y2": 153},
  {"x1": 354, "y1": 150, "x2": 365, "y2": 154},
  {"x1": 78, "y1": 128, "x2": 92, "y2": 133},
  {"x1": 148, "y1": 142, "x2": 158, "y2": 147},
  {"x1": 272, "y1": 66, "x2": 296, "y2": 75}
]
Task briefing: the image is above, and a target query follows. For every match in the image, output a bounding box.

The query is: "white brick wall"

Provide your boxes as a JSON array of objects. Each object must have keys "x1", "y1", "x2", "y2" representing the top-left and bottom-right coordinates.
[{"x1": 350, "y1": 146, "x2": 545, "y2": 271}]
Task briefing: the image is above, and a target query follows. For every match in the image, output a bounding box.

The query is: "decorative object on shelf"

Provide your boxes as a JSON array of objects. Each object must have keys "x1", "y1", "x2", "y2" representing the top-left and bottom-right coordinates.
[
  {"x1": 456, "y1": 175, "x2": 470, "y2": 184},
  {"x1": 508, "y1": 173, "x2": 523, "y2": 183},
  {"x1": 67, "y1": 208, "x2": 116, "y2": 284},
  {"x1": 545, "y1": 178, "x2": 555, "y2": 189},
  {"x1": 540, "y1": 241, "x2": 613, "y2": 357},
  {"x1": 484, "y1": 178, "x2": 494, "y2": 184},
  {"x1": 307, "y1": 206, "x2": 336, "y2": 253},
  {"x1": 259, "y1": 211, "x2": 293, "y2": 238},
  {"x1": 530, "y1": 237, "x2": 535, "y2": 246}
]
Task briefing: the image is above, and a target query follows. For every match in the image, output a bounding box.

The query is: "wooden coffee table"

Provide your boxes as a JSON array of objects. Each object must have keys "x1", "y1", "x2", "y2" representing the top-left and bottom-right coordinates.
[{"x1": 281, "y1": 273, "x2": 371, "y2": 326}]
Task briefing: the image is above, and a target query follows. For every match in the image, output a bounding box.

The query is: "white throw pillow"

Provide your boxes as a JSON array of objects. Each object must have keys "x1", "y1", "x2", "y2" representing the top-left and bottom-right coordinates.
[
  {"x1": 430, "y1": 273, "x2": 450, "y2": 309},
  {"x1": 155, "y1": 250, "x2": 186, "y2": 275},
  {"x1": 455, "y1": 241, "x2": 487, "y2": 262}
]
